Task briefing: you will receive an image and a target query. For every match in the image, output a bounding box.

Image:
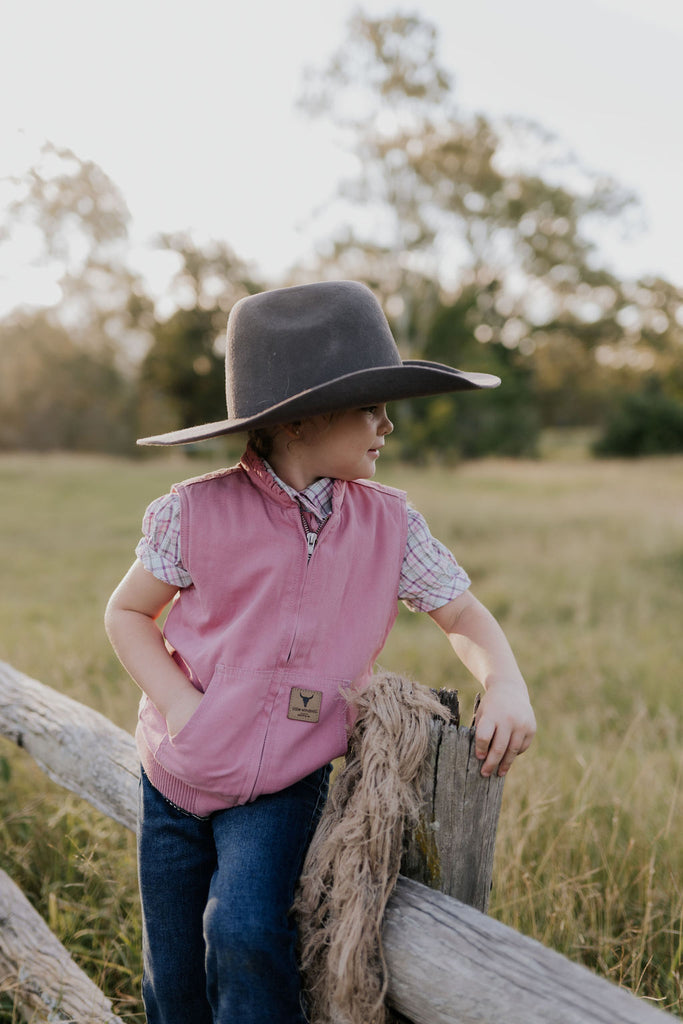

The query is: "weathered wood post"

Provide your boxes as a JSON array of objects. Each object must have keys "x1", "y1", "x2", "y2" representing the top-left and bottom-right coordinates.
[
  {"x1": 400, "y1": 690, "x2": 505, "y2": 912},
  {"x1": 387, "y1": 690, "x2": 505, "y2": 1024}
]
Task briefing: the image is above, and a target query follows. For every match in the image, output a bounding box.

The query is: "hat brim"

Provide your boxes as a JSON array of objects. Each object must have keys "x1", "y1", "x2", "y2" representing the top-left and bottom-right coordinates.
[{"x1": 137, "y1": 362, "x2": 501, "y2": 446}]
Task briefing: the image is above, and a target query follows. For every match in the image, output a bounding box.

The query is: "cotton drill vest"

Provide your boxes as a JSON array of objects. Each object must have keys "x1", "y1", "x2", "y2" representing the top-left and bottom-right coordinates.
[{"x1": 135, "y1": 450, "x2": 408, "y2": 817}]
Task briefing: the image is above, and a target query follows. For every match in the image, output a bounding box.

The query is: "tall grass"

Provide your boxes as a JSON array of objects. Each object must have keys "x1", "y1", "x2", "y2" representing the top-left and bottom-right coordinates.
[{"x1": 1, "y1": 451, "x2": 681, "y2": 1019}]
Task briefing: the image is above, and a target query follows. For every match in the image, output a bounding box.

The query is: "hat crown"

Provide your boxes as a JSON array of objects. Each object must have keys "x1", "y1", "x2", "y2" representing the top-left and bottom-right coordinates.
[
  {"x1": 137, "y1": 279, "x2": 500, "y2": 445},
  {"x1": 225, "y1": 281, "x2": 401, "y2": 419}
]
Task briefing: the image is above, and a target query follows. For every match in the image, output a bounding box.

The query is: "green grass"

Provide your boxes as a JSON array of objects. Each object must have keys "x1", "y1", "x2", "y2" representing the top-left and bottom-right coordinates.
[{"x1": 1, "y1": 451, "x2": 681, "y2": 1019}]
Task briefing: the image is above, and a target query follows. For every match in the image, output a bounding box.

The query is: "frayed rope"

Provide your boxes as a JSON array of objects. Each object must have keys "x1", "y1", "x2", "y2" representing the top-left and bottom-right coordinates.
[{"x1": 292, "y1": 671, "x2": 452, "y2": 1024}]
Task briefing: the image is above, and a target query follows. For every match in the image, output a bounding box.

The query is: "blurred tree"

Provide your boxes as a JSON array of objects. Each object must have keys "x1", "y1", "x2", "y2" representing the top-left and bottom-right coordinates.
[
  {"x1": 1, "y1": 141, "x2": 129, "y2": 259},
  {"x1": 299, "y1": 13, "x2": 632, "y2": 328},
  {"x1": 299, "y1": 11, "x2": 683, "y2": 452},
  {"x1": 593, "y1": 377, "x2": 683, "y2": 457},
  {"x1": 0, "y1": 141, "x2": 154, "y2": 359},
  {"x1": 0, "y1": 312, "x2": 136, "y2": 452},
  {"x1": 0, "y1": 143, "x2": 156, "y2": 450},
  {"x1": 0, "y1": 149, "x2": 266, "y2": 452},
  {"x1": 391, "y1": 288, "x2": 539, "y2": 461},
  {"x1": 137, "y1": 234, "x2": 263, "y2": 437}
]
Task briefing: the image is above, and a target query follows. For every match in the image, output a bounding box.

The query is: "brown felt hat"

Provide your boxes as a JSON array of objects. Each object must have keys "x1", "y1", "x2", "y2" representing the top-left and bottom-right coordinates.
[{"x1": 137, "y1": 280, "x2": 500, "y2": 445}]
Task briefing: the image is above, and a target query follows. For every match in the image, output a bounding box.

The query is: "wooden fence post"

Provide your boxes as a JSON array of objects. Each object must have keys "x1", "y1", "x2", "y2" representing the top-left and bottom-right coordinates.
[{"x1": 401, "y1": 690, "x2": 504, "y2": 912}]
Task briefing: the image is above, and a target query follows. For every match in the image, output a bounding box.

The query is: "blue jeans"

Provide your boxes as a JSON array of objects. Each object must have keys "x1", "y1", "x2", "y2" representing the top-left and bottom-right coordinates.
[{"x1": 137, "y1": 765, "x2": 330, "y2": 1024}]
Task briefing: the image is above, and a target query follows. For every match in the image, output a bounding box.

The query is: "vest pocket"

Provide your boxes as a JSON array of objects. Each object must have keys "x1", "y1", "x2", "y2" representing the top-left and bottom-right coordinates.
[
  {"x1": 152, "y1": 664, "x2": 353, "y2": 806},
  {"x1": 251, "y1": 668, "x2": 352, "y2": 799},
  {"x1": 156, "y1": 663, "x2": 274, "y2": 802}
]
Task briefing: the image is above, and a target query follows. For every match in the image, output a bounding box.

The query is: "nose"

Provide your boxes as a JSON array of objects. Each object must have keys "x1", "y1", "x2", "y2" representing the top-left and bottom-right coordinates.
[{"x1": 379, "y1": 407, "x2": 393, "y2": 436}]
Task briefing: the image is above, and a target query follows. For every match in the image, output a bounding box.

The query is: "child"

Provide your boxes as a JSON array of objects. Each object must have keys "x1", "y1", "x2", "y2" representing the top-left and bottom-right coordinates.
[{"x1": 105, "y1": 280, "x2": 535, "y2": 1024}]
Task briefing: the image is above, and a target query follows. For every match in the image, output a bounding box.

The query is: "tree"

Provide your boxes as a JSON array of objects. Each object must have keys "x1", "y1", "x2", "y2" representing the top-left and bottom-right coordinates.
[
  {"x1": 0, "y1": 147, "x2": 271, "y2": 452},
  {"x1": 299, "y1": 11, "x2": 683, "y2": 450},
  {"x1": 0, "y1": 312, "x2": 136, "y2": 452},
  {"x1": 137, "y1": 234, "x2": 263, "y2": 438},
  {"x1": 1, "y1": 141, "x2": 157, "y2": 363},
  {"x1": 593, "y1": 377, "x2": 683, "y2": 457},
  {"x1": 0, "y1": 143, "x2": 158, "y2": 450},
  {"x1": 301, "y1": 15, "x2": 629, "y2": 321},
  {"x1": 391, "y1": 289, "x2": 539, "y2": 461}
]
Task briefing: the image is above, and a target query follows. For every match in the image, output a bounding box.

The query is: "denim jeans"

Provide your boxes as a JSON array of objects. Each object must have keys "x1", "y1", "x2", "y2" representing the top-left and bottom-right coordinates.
[{"x1": 137, "y1": 765, "x2": 330, "y2": 1024}]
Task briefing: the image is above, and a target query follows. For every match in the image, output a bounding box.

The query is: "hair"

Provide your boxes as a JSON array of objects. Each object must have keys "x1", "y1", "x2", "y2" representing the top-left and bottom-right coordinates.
[
  {"x1": 248, "y1": 411, "x2": 343, "y2": 462},
  {"x1": 247, "y1": 427, "x2": 276, "y2": 460}
]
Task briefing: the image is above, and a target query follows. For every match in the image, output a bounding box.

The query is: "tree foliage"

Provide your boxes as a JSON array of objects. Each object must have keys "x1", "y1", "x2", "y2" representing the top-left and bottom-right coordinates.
[
  {"x1": 299, "y1": 10, "x2": 683, "y2": 455},
  {"x1": 299, "y1": 13, "x2": 632, "y2": 316},
  {"x1": 0, "y1": 313, "x2": 136, "y2": 452},
  {"x1": 0, "y1": 141, "x2": 153, "y2": 350},
  {"x1": 137, "y1": 234, "x2": 263, "y2": 439},
  {"x1": 1, "y1": 142, "x2": 129, "y2": 258},
  {"x1": 2, "y1": 13, "x2": 683, "y2": 457},
  {"x1": 393, "y1": 290, "x2": 540, "y2": 460},
  {"x1": 593, "y1": 379, "x2": 683, "y2": 457}
]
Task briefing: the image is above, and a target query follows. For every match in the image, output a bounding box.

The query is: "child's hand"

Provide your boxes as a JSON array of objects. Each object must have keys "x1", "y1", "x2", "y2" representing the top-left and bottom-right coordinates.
[
  {"x1": 473, "y1": 684, "x2": 536, "y2": 778},
  {"x1": 165, "y1": 686, "x2": 205, "y2": 739}
]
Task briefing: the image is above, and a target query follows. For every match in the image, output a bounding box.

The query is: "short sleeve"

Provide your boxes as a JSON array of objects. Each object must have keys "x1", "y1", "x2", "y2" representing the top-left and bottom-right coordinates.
[
  {"x1": 399, "y1": 505, "x2": 470, "y2": 613},
  {"x1": 135, "y1": 491, "x2": 193, "y2": 588}
]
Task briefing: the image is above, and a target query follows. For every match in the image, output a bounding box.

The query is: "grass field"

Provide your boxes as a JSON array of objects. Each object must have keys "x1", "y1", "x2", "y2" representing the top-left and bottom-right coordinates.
[{"x1": 1, "y1": 449, "x2": 681, "y2": 1020}]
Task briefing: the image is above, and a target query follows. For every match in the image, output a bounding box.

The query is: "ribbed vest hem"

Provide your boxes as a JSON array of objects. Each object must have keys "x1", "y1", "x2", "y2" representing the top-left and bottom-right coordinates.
[{"x1": 138, "y1": 739, "x2": 239, "y2": 819}]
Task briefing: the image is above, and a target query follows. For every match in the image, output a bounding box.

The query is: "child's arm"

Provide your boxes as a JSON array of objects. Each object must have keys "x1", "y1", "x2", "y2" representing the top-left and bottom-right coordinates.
[
  {"x1": 104, "y1": 560, "x2": 204, "y2": 737},
  {"x1": 428, "y1": 589, "x2": 536, "y2": 777}
]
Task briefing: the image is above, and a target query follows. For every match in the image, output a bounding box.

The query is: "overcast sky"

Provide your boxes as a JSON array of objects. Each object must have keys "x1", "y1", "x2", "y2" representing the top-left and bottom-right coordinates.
[{"x1": 1, "y1": 0, "x2": 682, "y2": 313}]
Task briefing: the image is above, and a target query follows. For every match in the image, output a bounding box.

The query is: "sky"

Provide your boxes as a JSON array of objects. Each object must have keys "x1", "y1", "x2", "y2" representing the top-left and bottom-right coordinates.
[{"x1": 1, "y1": 0, "x2": 682, "y2": 315}]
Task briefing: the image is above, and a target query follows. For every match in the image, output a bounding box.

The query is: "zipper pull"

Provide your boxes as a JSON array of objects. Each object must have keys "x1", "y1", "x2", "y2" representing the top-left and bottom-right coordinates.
[{"x1": 306, "y1": 532, "x2": 317, "y2": 558}]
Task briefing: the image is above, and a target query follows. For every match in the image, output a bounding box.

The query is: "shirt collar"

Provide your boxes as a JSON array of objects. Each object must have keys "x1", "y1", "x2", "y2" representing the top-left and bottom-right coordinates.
[{"x1": 262, "y1": 459, "x2": 333, "y2": 522}]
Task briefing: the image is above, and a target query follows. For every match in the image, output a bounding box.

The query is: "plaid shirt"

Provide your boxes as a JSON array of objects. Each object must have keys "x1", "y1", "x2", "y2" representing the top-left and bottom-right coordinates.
[{"x1": 136, "y1": 461, "x2": 470, "y2": 613}]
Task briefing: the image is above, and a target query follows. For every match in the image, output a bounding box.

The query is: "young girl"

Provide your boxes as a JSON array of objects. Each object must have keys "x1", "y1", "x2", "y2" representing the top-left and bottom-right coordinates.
[{"x1": 105, "y1": 280, "x2": 535, "y2": 1024}]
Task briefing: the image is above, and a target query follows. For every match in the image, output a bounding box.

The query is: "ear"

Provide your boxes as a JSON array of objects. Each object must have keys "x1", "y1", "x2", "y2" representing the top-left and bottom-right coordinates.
[{"x1": 281, "y1": 420, "x2": 302, "y2": 439}]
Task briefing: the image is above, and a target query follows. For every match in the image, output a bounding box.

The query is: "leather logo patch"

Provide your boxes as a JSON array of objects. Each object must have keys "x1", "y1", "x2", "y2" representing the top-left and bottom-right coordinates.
[{"x1": 288, "y1": 687, "x2": 322, "y2": 723}]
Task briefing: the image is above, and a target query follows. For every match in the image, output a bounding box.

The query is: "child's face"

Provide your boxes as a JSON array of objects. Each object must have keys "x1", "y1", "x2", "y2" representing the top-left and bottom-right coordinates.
[{"x1": 297, "y1": 404, "x2": 393, "y2": 483}]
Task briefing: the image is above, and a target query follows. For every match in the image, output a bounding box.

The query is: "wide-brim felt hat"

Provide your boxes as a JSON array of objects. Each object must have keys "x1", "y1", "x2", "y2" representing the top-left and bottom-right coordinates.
[{"x1": 137, "y1": 280, "x2": 501, "y2": 445}]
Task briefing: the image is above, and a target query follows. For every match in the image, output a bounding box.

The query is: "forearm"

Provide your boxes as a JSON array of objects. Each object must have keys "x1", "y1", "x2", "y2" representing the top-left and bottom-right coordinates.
[
  {"x1": 429, "y1": 590, "x2": 536, "y2": 776},
  {"x1": 441, "y1": 597, "x2": 528, "y2": 697},
  {"x1": 105, "y1": 606, "x2": 193, "y2": 718},
  {"x1": 104, "y1": 561, "x2": 202, "y2": 734}
]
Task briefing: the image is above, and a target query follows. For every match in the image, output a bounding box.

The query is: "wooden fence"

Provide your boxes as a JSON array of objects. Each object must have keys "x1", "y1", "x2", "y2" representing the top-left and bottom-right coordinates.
[{"x1": 0, "y1": 659, "x2": 678, "y2": 1024}]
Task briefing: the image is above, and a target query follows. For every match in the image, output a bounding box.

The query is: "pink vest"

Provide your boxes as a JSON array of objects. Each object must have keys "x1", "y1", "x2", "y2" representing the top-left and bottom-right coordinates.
[{"x1": 136, "y1": 450, "x2": 408, "y2": 816}]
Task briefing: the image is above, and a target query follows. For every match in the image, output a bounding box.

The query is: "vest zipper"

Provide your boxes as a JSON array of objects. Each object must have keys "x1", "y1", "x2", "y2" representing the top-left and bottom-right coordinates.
[
  {"x1": 286, "y1": 503, "x2": 331, "y2": 664},
  {"x1": 297, "y1": 502, "x2": 329, "y2": 562}
]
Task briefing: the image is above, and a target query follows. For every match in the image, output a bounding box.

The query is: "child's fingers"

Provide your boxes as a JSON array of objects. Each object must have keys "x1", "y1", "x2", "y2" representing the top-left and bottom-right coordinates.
[
  {"x1": 475, "y1": 721, "x2": 531, "y2": 777},
  {"x1": 474, "y1": 715, "x2": 496, "y2": 764},
  {"x1": 494, "y1": 727, "x2": 531, "y2": 776},
  {"x1": 478, "y1": 730, "x2": 511, "y2": 777},
  {"x1": 474, "y1": 690, "x2": 536, "y2": 777}
]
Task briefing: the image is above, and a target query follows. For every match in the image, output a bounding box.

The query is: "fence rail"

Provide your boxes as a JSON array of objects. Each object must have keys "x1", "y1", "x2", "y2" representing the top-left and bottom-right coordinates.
[{"x1": 0, "y1": 659, "x2": 677, "y2": 1024}]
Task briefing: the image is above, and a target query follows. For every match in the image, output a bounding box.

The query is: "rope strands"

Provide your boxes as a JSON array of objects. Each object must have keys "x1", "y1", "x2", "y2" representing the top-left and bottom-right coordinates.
[{"x1": 293, "y1": 671, "x2": 451, "y2": 1024}]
